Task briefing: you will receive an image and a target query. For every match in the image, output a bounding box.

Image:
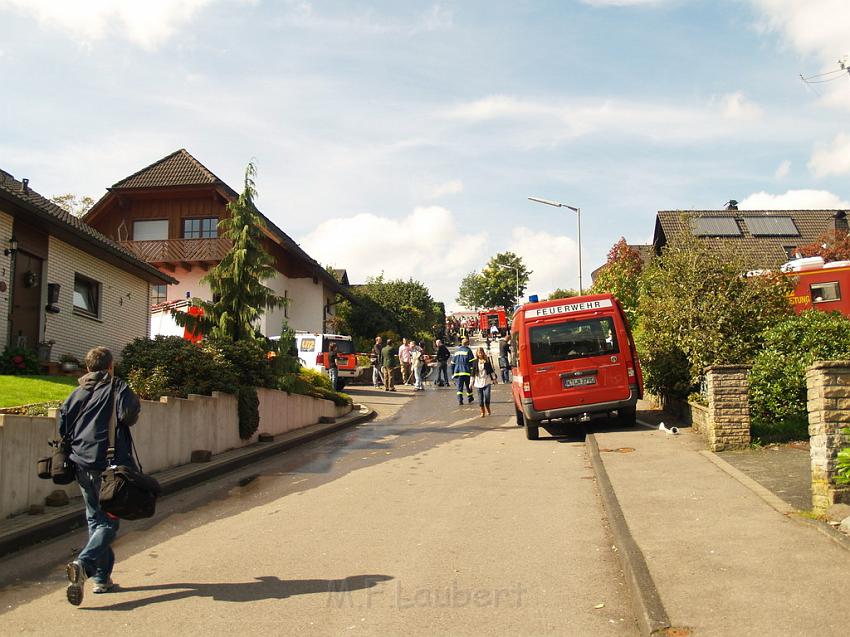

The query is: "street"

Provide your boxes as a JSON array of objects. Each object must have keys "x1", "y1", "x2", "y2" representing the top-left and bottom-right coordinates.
[{"x1": 0, "y1": 382, "x2": 636, "y2": 636}]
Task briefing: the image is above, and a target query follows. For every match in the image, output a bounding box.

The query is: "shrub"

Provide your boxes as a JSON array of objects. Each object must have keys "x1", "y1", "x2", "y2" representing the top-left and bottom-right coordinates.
[
  {"x1": 203, "y1": 337, "x2": 277, "y2": 389},
  {"x1": 749, "y1": 310, "x2": 850, "y2": 430},
  {"x1": 0, "y1": 346, "x2": 40, "y2": 375},
  {"x1": 237, "y1": 385, "x2": 260, "y2": 439},
  {"x1": 836, "y1": 429, "x2": 850, "y2": 486},
  {"x1": 127, "y1": 366, "x2": 170, "y2": 401},
  {"x1": 299, "y1": 367, "x2": 333, "y2": 391}
]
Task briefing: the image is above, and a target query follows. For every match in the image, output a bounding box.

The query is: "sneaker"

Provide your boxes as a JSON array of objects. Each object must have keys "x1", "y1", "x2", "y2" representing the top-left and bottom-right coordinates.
[
  {"x1": 66, "y1": 560, "x2": 87, "y2": 606},
  {"x1": 93, "y1": 578, "x2": 115, "y2": 594}
]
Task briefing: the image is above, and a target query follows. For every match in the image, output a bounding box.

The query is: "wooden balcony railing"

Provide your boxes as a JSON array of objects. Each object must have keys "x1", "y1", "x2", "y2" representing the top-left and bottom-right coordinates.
[{"x1": 120, "y1": 238, "x2": 232, "y2": 270}]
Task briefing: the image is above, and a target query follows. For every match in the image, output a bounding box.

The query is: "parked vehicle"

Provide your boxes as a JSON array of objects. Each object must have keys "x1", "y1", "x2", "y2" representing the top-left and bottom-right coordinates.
[
  {"x1": 478, "y1": 308, "x2": 507, "y2": 335},
  {"x1": 294, "y1": 332, "x2": 358, "y2": 389},
  {"x1": 509, "y1": 293, "x2": 643, "y2": 440},
  {"x1": 783, "y1": 257, "x2": 850, "y2": 317}
]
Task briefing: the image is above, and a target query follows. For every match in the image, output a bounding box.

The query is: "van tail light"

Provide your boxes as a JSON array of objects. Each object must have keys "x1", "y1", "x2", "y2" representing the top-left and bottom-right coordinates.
[
  {"x1": 628, "y1": 367, "x2": 635, "y2": 378},
  {"x1": 316, "y1": 353, "x2": 324, "y2": 366},
  {"x1": 522, "y1": 381, "x2": 531, "y2": 396}
]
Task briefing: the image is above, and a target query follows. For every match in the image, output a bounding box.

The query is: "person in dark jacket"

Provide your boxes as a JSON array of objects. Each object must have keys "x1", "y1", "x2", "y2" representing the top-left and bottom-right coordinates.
[
  {"x1": 59, "y1": 346, "x2": 140, "y2": 606},
  {"x1": 371, "y1": 336, "x2": 383, "y2": 387},
  {"x1": 434, "y1": 339, "x2": 450, "y2": 387},
  {"x1": 450, "y1": 337, "x2": 476, "y2": 405},
  {"x1": 328, "y1": 342, "x2": 339, "y2": 391},
  {"x1": 381, "y1": 339, "x2": 398, "y2": 391}
]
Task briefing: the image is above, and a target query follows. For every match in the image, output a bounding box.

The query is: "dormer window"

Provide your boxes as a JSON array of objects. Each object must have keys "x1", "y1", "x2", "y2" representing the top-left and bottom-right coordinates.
[{"x1": 183, "y1": 217, "x2": 218, "y2": 239}]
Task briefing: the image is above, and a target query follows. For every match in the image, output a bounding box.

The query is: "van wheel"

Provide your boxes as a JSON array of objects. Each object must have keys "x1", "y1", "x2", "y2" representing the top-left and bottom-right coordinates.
[
  {"x1": 525, "y1": 418, "x2": 540, "y2": 440},
  {"x1": 515, "y1": 407, "x2": 524, "y2": 427},
  {"x1": 618, "y1": 406, "x2": 637, "y2": 427}
]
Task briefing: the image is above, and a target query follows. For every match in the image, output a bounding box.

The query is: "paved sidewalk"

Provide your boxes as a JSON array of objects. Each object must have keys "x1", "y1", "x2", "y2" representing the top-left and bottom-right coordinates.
[
  {"x1": 593, "y1": 423, "x2": 849, "y2": 636},
  {"x1": 0, "y1": 404, "x2": 375, "y2": 557}
]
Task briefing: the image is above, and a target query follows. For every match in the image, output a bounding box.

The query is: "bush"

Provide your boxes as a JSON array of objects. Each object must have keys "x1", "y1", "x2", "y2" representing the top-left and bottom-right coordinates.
[
  {"x1": 0, "y1": 346, "x2": 40, "y2": 375},
  {"x1": 299, "y1": 367, "x2": 333, "y2": 391},
  {"x1": 749, "y1": 311, "x2": 850, "y2": 430},
  {"x1": 237, "y1": 385, "x2": 260, "y2": 439},
  {"x1": 203, "y1": 337, "x2": 277, "y2": 389},
  {"x1": 277, "y1": 368, "x2": 352, "y2": 406},
  {"x1": 126, "y1": 366, "x2": 170, "y2": 401}
]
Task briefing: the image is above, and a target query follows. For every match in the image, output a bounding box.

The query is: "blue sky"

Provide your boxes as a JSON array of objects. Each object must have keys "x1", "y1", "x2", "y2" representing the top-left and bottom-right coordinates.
[{"x1": 3, "y1": 1, "x2": 850, "y2": 309}]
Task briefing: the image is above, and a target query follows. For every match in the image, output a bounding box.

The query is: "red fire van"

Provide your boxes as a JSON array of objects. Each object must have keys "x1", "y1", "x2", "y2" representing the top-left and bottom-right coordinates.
[
  {"x1": 783, "y1": 257, "x2": 850, "y2": 318},
  {"x1": 510, "y1": 293, "x2": 643, "y2": 440},
  {"x1": 478, "y1": 308, "x2": 507, "y2": 335}
]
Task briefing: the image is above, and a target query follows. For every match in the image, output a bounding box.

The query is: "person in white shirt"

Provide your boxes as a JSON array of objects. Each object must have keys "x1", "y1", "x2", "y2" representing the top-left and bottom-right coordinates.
[
  {"x1": 410, "y1": 342, "x2": 425, "y2": 391},
  {"x1": 471, "y1": 347, "x2": 498, "y2": 417}
]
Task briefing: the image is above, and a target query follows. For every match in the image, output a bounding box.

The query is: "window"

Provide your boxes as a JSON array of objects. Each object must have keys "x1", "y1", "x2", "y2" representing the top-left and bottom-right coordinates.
[
  {"x1": 73, "y1": 273, "x2": 100, "y2": 317},
  {"x1": 183, "y1": 217, "x2": 218, "y2": 239},
  {"x1": 133, "y1": 219, "x2": 168, "y2": 240},
  {"x1": 811, "y1": 281, "x2": 840, "y2": 303},
  {"x1": 529, "y1": 317, "x2": 619, "y2": 365},
  {"x1": 783, "y1": 245, "x2": 800, "y2": 259},
  {"x1": 323, "y1": 338, "x2": 354, "y2": 354},
  {"x1": 151, "y1": 284, "x2": 167, "y2": 305}
]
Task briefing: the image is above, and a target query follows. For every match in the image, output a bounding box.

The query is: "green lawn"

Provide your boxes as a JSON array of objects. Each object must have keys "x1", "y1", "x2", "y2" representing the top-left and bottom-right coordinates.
[{"x1": 0, "y1": 375, "x2": 79, "y2": 408}]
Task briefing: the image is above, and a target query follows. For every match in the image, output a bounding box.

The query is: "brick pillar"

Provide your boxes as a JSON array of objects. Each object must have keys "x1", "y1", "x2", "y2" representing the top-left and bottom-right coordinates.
[
  {"x1": 705, "y1": 365, "x2": 751, "y2": 451},
  {"x1": 805, "y1": 361, "x2": 850, "y2": 513}
]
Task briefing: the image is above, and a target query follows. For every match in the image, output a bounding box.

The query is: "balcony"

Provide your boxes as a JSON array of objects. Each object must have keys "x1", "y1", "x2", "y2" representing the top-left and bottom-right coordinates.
[{"x1": 120, "y1": 238, "x2": 232, "y2": 272}]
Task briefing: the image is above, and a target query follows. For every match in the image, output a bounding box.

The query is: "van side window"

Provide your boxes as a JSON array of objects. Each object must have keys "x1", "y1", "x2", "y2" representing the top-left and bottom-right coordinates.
[
  {"x1": 511, "y1": 332, "x2": 519, "y2": 367},
  {"x1": 529, "y1": 317, "x2": 619, "y2": 365},
  {"x1": 811, "y1": 281, "x2": 840, "y2": 303}
]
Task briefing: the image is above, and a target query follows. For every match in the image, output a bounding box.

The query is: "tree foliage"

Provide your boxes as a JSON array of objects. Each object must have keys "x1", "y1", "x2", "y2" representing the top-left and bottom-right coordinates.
[
  {"x1": 749, "y1": 311, "x2": 850, "y2": 427},
  {"x1": 637, "y1": 230, "x2": 792, "y2": 398},
  {"x1": 456, "y1": 251, "x2": 531, "y2": 310},
  {"x1": 591, "y1": 238, "x2": 644, "y2": 323},
  {"x1": 335, "y1": 275, "x2": 439, "y2": 349},
  {"x1": 51, "y1": 193, "x2": 95, "y2": 217},
  {"x1": 547, "y1": 288, "x2": 580, "y2": 301},
  {"x1": 174, "y1": 162, "x2": 285, "y2": 341},
  {"x1": 794, "y1": 229, "x2": 850, "y2": 262}
]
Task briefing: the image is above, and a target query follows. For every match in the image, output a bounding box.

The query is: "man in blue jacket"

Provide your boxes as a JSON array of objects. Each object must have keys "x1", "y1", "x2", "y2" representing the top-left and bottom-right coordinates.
[
  {"x1": 451, "y1": 337, "x2": 476, "y2": 405},
  {"x1": 59, "y1": 346, "x2": 140, "y2": 606}
]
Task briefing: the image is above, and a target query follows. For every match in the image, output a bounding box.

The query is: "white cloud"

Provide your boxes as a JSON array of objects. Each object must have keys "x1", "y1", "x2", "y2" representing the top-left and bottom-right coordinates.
[
  {"x1": 808, "y1": 132, "x2": 850, "y2": 177},
  {"x1": 581, "y1": 0, "x2": 664, "y2": 6},
  {"x1": 0, "y1": 0, "x2": 222, "y2": 49},
  {"x1": 509, "y1": 227, "x2": 580, "y2": 299},
  {"x1": 299, "y1": 206, "x2": 486, "y2": 307},
  {"x1": 441, "y1": 93, "x2": 771, "y2": 146},
  {"x1": 280, "y1": 1, "x2": 453, "y2": 35},
  {"x1": 739, "y1": 189, "x2": 850, "y2": 209},
  {"x1": 775, "y1": 159, "x2": 791, "y2": 178},
  {"x1": 750, "y1": 1, "x2": 850, "y2": 63},
  {"x1": 425, "y1": 179, "x2": 463, "y2": 199}
]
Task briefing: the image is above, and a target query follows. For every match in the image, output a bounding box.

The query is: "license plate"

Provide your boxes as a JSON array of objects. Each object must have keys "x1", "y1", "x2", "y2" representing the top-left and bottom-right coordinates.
[{"x1": 563, "y1": 375, "x2": 597, "y2": 388}]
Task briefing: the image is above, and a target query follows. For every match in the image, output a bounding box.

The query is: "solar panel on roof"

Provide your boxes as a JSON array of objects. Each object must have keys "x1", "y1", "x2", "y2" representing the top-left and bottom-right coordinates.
[
  {"x1": 743, "y1": 216, "x2": 800, "y2": 236},
  {"x1": 692, "y1": 217, "x2": 741, "y2": 236}
]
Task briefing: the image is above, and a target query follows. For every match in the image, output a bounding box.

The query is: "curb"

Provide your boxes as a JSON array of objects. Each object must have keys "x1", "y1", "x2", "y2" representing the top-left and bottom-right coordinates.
[
  {"x1": 699, "y1": 449, "x2": 850, "y2": 554},
  {"x1": 586, "y1": 433, "x2": 671, "y2": 637},
  {"x1": 0, "y1": 404, "x2": 376, "y2": 558}
]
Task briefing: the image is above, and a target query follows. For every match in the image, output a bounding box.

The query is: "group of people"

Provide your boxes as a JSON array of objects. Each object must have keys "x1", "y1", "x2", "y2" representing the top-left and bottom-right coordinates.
[{"x1": 371, "y1": 337, "x2": 453, "y2": 391}]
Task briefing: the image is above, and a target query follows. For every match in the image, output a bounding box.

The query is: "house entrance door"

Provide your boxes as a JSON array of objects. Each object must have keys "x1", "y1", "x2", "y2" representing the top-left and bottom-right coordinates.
[{"x1": 9, "y1": 251, "x2": 43, "y2": 349}]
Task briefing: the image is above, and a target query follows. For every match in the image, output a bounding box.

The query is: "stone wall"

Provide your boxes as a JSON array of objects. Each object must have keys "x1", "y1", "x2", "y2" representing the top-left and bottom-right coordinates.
[
  {"x1": 704, "y1": 365, "x2": 751, "y2": 451},
  {"x1": 805, "y1": 361, "x2": 850, "y2": 512}
]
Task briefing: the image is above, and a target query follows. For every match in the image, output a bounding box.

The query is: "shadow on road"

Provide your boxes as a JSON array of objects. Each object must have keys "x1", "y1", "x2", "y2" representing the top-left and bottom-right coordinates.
[{"x1": 83, "y1": 574, "x2": 394, "y2": 611}]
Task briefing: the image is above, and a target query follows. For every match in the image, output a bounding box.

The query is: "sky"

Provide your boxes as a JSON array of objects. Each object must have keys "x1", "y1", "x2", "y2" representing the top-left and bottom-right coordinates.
[{"x1": 3, "y1": 1, "x2": 850, "y2": 311}]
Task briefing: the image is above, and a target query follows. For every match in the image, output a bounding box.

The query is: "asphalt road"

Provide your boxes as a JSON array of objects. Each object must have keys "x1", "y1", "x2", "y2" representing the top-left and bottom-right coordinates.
[{"x1": 0, "y1": 381, "x2": 637, "y2": 636}]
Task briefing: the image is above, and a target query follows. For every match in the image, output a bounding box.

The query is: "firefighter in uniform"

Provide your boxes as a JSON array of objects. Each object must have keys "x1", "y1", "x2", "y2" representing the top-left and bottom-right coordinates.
[{"x1": 451, "y1": 337, "x2": 476, "y2": 405}]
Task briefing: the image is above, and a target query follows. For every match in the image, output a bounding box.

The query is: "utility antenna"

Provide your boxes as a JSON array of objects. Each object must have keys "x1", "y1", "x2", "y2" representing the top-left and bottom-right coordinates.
[{"x1": 799, "y1": 56, "x2": 850, "y2": 92}]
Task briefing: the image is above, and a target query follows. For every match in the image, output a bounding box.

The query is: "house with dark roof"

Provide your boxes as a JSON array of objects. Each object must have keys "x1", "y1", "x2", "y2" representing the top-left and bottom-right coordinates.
[
  {"x1": 84, "y1": 149, "x2": 353, "y2": 337},
  {"x1": 0, "y1": 168, "x2": 175, "y2": 363},
  {"x1": 652, "y1": 209, "x2": 848, "y2": 267}
]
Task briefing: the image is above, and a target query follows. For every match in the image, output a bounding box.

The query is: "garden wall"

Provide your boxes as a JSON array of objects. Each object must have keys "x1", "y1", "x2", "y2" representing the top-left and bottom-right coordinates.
[{"x1": 0, "y1": 388, "x2": 351, "y2": 519}]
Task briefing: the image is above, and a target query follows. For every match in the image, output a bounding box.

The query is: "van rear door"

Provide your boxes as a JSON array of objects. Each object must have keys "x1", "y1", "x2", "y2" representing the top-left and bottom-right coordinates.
[{"x1": 527, "y1": 313, "x2": 631, "y2": 413}]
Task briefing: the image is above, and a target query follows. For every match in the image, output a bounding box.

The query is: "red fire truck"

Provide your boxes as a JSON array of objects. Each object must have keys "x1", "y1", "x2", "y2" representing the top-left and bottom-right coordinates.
[
  {"x1": 783, "y1": 257, "x2": 850, "y2": 317},
  {"x1": 478, "y1": 308, "x2": 508, "y2": 335}
]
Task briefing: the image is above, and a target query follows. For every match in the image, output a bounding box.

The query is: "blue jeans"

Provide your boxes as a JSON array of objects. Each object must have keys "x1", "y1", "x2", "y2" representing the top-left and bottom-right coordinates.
[
  {"x1": 455, "y1": 376, "x2": 473, "y2": 403},
  {"x1": 437, "y1": 362, "x2": 449, "y2": 386},
  {"x1": 499, "y1": 357, "x2": 510, "y2": 383},
  {"x1": 477, "y1": 384, "x2": 492, "y2": 407},
  {"x1": 329, "y1": 367, "x2": 338, "y2": 391},
  {"x1": 76, "y1": 466, "x2": 120, "y2": 584},
  {"x1": 413, "y1": 364, "x2": 423, "y2": 389}
]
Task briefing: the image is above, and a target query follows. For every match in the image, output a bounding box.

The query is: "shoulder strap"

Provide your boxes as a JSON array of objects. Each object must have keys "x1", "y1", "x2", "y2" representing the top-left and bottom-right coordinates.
[{"x1": 106, "y1": 378, "x2": 117, "y2": 464}]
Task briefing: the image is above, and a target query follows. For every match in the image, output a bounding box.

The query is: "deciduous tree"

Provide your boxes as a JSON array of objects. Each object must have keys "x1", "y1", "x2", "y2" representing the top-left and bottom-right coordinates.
[
  {"x1": 591, "y1": 238, "x2": 644, "y2": 323},
  {"x1": 456, "y1": 252, "x2": 531, "y2": 310}
]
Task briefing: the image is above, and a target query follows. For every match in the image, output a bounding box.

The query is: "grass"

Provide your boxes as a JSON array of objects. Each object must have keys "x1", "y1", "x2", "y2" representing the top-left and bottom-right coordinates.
[
  {"x1": 0, "y1": 375, "x2": 78, "y2": 408},
  {"x1": 750, "y1": 415, "x2": 809, "y2": 446}
]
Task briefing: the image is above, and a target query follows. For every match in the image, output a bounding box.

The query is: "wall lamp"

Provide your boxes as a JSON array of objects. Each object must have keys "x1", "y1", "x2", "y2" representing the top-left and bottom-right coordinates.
[{"x1": 4, "y1": 236, "x2": 18, "y2": 256}]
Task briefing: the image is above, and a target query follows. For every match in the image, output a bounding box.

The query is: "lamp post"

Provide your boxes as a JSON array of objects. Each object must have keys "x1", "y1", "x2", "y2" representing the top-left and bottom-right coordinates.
[
  {"x1": 497, "y1": 263, "x2": 519, "y2": 307},
  {"x1": 527, "y1": 196, "x2": 583, "y2": 294}
]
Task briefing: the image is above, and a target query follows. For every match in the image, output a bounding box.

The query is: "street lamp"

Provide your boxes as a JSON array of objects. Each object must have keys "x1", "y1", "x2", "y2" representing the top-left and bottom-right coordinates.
[
  {"x1": 528, "y1": 196, "x2": 583, "y2": 294},
  {"x1": 497, "y1": 263, "x2": 519, "y2": 307}
]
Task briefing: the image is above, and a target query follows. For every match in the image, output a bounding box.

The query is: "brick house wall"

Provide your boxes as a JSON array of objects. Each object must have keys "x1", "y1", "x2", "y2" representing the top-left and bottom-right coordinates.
[
  {"x1": 43, "y1": 236, "x2": 151, "y2": 363},
  {"x1": 0, "y1": 211, "x2": 11, "y2": 344}
]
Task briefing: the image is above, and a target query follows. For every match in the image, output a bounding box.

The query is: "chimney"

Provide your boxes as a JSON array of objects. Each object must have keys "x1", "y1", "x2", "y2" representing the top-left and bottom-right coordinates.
[
  {"x1": 834, "y1": 210, "x2": 849, "y2": 234},
  {"x1": 21, "y1": 178, "x2": 29, "y2": 193},
  {"x1": 725, "y1": 199, "x2": 739, "y2": 211}
]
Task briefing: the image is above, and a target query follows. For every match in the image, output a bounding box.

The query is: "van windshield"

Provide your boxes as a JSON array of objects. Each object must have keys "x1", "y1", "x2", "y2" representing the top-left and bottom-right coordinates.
[
  {"x1": 322, "y1": 338, "x2": 354, "y2": 354},
  {"x1": 529, "y1": 317, "x2": 619, "y2": 365}
]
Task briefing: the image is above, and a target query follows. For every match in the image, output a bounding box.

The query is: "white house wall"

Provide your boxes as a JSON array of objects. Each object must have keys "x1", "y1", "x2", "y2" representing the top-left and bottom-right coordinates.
[
  {"x1": 285, "y1": 275, "x2": 325, "y2": 334},
  {"x1": 44, "y1": 236, "x2": 150, "y2": 363},
  {"x1": 0, "y1": 210, "x2": 11, "y2": 345},
  {"x1": 166, "y1": 267, "x2": 212, "y2": 303}
]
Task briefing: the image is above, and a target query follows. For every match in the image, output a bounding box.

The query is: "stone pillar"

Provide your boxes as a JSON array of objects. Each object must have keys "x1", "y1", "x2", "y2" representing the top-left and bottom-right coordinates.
[
  {"x1": 805, "y1": 361, "x2": 850, "y2": 513},
  {"x1": 705, "y1": 365, "x2": 751, "y2": 452}
]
